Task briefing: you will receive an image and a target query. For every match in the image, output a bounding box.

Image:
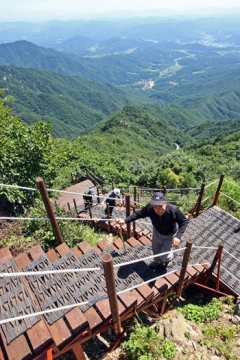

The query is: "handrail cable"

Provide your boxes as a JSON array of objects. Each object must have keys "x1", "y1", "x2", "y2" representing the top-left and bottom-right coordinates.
[
  {"x1": 223, "y1": 249, "x2": 240, "y2": 263},
  {"x1": 220, "y1": 192, "x2": 240, "y2": 206},
  {"x1": 220, "y1": 264, "x2": 240, "y2": 283},
  {"x1": 192, "y1": 245, "x2": 218, "y2": 250},
  {"x1": 113, "y1": 247, "x2": 186, "y2": 268},
  {"x1": 0, "y1": 248, "x2": 186, "y2": 278},
  {"x1": 201, "y1": 193, "x2": 215, "y2": 203},
  {"x1": 224, "y1": 178, "x2": 240, "y2": 189},
  {"x1": 0, "y1": 262, "x2": 210, "y2": 326},
  {"x1": 204, "y1": 179, "x2": 219, "y2": 188}
]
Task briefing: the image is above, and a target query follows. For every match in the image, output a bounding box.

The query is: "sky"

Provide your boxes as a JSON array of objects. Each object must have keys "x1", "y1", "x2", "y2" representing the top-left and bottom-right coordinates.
[{"x1": 1, "y1": 0, "x2": 240, "y2": 22}]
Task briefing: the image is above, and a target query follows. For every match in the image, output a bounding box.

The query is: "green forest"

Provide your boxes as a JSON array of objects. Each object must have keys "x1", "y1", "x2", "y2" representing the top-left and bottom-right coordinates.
[{"x1": 1, "y1": 87, "x2": 240, "y2": 252}]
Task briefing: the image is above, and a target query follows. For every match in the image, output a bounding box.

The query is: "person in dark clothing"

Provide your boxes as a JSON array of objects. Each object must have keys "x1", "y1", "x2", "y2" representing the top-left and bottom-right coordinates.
[
  {"x1": 83, "y1": 189, "x2": 95, "y2": 210},
  {"x1": 117, "y1": 192, "x2": 189, "y2": 268},
  {"x1": 102, "y1": 188, "x2": 121, "y2": 217}
]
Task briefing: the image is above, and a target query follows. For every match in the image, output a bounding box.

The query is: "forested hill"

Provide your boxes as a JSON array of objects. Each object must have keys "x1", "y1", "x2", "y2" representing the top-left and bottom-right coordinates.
[
  {"x1": 0, "y1": 40, "x2": 145, "y2": 84},
  {"x1": 84, "y1": 104, "x2": 192, "y2": 157},
  {"x1": 0, "y1": 66, "x2": 147, "y2": 139}
]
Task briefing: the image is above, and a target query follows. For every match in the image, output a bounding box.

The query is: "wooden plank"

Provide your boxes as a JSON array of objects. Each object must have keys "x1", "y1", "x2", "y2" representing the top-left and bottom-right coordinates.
[
  {"x1": 164, "y1": 273, "x2": 179, "y2": 289},
  {"x1": 0, "y1": 346, "x2": 4, "y2": 360},
  {"x1": 55, "y1": 243, "x2": 72, "y2": 257},
  {"x1": 83, "y1": 307, "x2": 103, "y2": 333},
  {"x1": 130, "y1": 289, "x2": 145, "y2": 308},
  {"x1": 0, "y1": 247, "x2": 12, "y2": 265},
  {"x1": 92, "y1": 245, "x2": 101, "y2": 254},
  {"x1": 113, "y1": 238, "x2": 124, "y2": 249},
  {"x1": 71, "y1": 247, "x2": 82, "y2": 258},
  {"x1": 154, "y1": 277, "x2": 171, "y2": 297},
  {"x1": 65, "y1": 308, "x2": 89, "y2": 335},
  {"x1": 126, "y1": 237, "x2": 139, "y2": 247},
  {"x1": 113, "y1": 238, "x2": 129, "y2": 249},
  {"x1": 97, "y1": 240, "x2": 111, "y2": 251},
  {"x1": 186, "y1": 265, "x2": 199, "y2": 277},
  {"x1": 117, "y1": 292, "x2": 137, "y2": 312},
  {"x1": 77, "y1": 241, "x2": 92, "y2": 254},
  {"x1": 138, "y1": 236, "x2": 151, "y2": 245},
  {"x1": 0, "y1": 248, "x2": 33, "y2": 360},
  {"x1": 46, "y1": 249, "x2": 59, "y2": 263},
  {"x1": 95, "y1": 296, "x2": 127, "y2": 322},
  {"x1": 141, "y1": 228, "x2": 150, "y2": 236},
  {"x1": 0, "y1": 331, "x2": 32, "y2": 360},
  {"x1": 28, "y1": 244, "x2": 44, "y2": 260},
  {"x1": 192, "y1": 264, "x2": 206, "y2": 274},
  {"x1": 136, "y1": 283, "x2": 154, "y2": 302}
]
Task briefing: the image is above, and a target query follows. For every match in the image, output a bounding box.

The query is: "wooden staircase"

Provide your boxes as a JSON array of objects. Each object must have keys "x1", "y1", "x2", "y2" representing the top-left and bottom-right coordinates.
[{"x1": 0, "y1": 235, "x2": 209, "y2": 360}]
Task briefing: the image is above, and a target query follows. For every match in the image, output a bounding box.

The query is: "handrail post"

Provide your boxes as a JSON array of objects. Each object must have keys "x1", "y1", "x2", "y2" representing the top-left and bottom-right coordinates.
[
  {"x1": 97, "y1": 187, "x2": 100, "y2": 204},
  {"x1": 206, "y1": 243, "x2": 224, "y2": 286},
  {"x1": 36, "y1": 177, "x2": 63, "y2": 245},
  {"x1": 212, "y1": 173, "x2": 225, "y2": 206},
  {"x1": 102, "y1": 253, "x2": 121, "y2": 334},
  {"x1": 46, "y1": 348, "x2": 53, "y2": 360},
  {"x1": 106, "y1": 203, "x2": 111, "y2": 232},
  {"x1": 125, "y1": 193, "x2": 131, "y2": 238},
  {"x1": 73, "y1": 198, "x2": 78, "y2": 217},
  {"x1": 132, "y1": 205, "x2": 136, "y2": 237},
  {"x1": 177, "y1": 239, "x2": 193, "y2": 297},
  {"x1": 133, "y1": 186, "x2": 137, "y2": 206},
  {"x1": 195, "y1": 182, "x2": 205, "y2": 217}
]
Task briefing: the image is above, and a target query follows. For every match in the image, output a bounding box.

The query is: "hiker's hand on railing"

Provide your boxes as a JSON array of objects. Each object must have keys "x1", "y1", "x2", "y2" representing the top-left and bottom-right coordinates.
[
  {"x1": 116, "y1": 219, "x2": 125, "y2": 225},
  {"x1": 172, "y1": 237, "x2": 180, "y2": 248}
]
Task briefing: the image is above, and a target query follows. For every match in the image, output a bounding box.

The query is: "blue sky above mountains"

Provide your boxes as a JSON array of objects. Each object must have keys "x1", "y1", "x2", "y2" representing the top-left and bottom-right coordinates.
[{"x1": 1, "y1": 0, "x2": 240, "y2": 21}]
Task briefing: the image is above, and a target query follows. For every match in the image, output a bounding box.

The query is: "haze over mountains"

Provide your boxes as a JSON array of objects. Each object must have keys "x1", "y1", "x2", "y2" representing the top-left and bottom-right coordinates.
[{"x1": 0, "y1": 14, "x2": 240, "y2": 140}]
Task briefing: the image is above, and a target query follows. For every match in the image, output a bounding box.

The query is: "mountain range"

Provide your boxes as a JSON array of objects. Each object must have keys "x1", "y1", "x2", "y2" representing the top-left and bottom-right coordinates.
[{"x1": 0, "y1": 15, "x2": 240, "y2": 141}]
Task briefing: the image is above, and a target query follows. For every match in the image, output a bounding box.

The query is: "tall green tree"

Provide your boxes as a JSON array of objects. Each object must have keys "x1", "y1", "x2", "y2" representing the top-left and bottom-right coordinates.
[{"x1": 0, "y1": 89, "x2": 56, "y2": 213}]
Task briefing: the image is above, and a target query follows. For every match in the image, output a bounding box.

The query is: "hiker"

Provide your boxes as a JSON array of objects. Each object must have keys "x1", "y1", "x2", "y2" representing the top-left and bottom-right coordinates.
[
  {"x1": 83, "y1": 188, "x2": 95, "y2": 210},
  {"x1": 102, "y1": 188, "x2": 121, "y2": 217},
  {"x1": 117, "y1": 192, "x2": 189, "y2": 268}
]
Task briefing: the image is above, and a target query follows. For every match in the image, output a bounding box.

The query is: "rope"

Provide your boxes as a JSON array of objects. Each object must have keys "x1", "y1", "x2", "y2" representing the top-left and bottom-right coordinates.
[
  {"x1": 220, "y1": 192, "x2": 240, "y2": 206},
  {"x1": 192, "y1": 245, "x2": 218, "y2": 250},
  {"x1": 223, "y1": 249, "x2": 240, "y2": 262},
  {"x1": 113, "y1": 247, "x2": 186, "y2": 268},
  {"x1": 0, "y1": 183, "x2": 37, "y2": 191},
  {"x1": 117, "y1": 268, "x2": 181, "y2": 294},
  {"x1": 0, "y1": 216, "x2": 123, "y2": 221},
  {"x1": 221, "y1": 265, "x2": 240, "y2": 282},
  {"x1": 0, "y1": 258, "x2": 232, "y2": 326},
  {"x1": 224, "y1": 178, "x2": 240, "y2": 189},
  {"x1": 0, "y1": 294, "x2": 109, "y2": 325},
  {"x1": 205, "y1": 179, "x2": 219, "y2": 188},
  {"x1": 201, "y1": 193, "x2": 215, "y2": 203},
  {"x1": 0, "y1": 266, "x2": 101, "y2": 278}
]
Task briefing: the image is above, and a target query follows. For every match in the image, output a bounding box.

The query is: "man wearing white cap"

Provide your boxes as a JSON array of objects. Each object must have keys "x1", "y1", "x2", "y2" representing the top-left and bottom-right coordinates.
[
  {"x1": 117, "y1": 192, "x2": 189, "y2": 268},
  {"x1": 102, "y1": 188, "x2": 121, "y2": 217}
]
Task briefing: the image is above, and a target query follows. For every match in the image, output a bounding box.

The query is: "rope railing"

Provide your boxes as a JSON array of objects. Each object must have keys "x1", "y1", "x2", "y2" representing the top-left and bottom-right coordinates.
[
  {"x1": 219, "y1": 191, "x2": 240, "y2": 206},
  {"x1": 223, "y1": 249, "x2": 240, "y2": 263},
  {"x1": 0, "y1": 248, "x2": 185, "y2": 279},
  {"x1": 0, "y1": 260, "x2": 214, "y2": 326},
  {"x1": 224, "y1": 178, "x2": 240, "y2": 189},
  {"x1": 220, "y1": 264, "x2": 240, "y2": 283}
]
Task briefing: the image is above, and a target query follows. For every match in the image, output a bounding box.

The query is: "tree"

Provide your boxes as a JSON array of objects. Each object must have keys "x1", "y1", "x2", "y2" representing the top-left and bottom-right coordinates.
[{"x1": 0, "y1": 89, "x2": 56, "y2": 213}]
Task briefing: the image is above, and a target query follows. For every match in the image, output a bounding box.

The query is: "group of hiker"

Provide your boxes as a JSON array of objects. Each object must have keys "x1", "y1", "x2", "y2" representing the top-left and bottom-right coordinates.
[
  {"x1": 82, "y1": 187, "x2": 189, "y2": 269},
  {"x1": 83, "y1": 187, "x2": 121, "y2": 216}
]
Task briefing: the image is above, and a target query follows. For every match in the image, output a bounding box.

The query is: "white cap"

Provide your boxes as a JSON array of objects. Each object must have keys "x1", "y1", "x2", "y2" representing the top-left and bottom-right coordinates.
[{"x1": 114, "y1": 188, "x2": 120, "y2": 196}]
